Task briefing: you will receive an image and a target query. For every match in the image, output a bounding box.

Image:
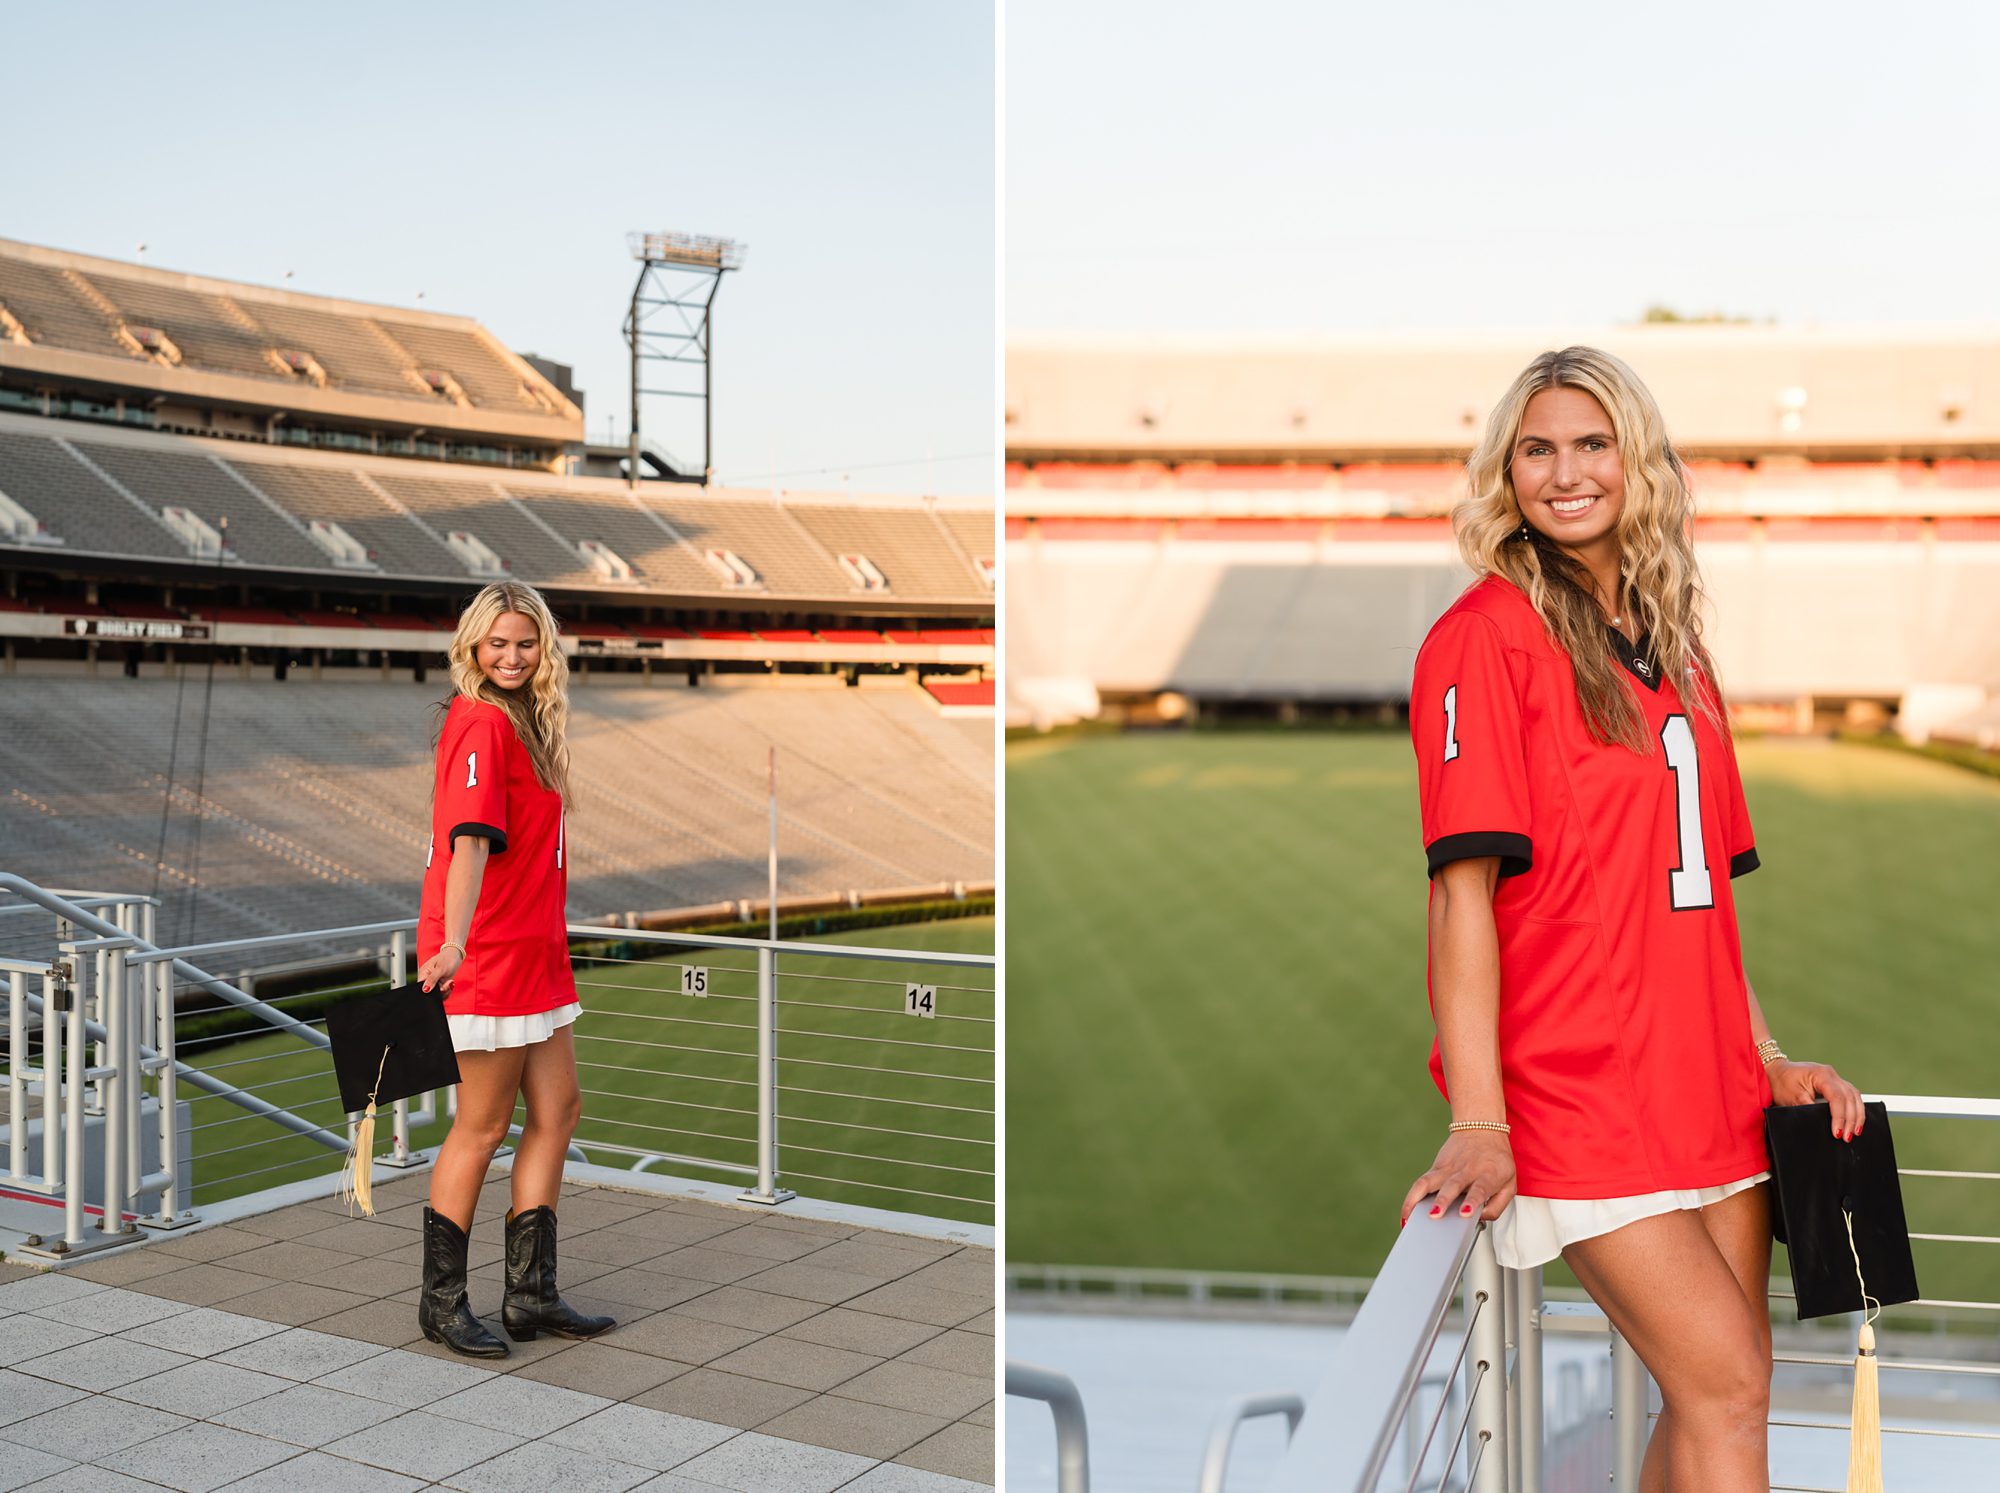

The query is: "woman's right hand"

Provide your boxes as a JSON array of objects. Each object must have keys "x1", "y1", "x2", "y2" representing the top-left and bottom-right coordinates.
[
  {"x1": 1400, "y1": 1129, "x2": 1517, "y2": 1227},
  {"x1": 418, "y1": 945, "x2": 464, "y2": 994}
]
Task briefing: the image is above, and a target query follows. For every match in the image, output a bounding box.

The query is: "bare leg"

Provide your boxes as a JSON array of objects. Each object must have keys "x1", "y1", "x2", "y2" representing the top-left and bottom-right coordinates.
[
  {"x1": 512, "y1": 1025, "x2": 582, "y2": 1215},
  {"x1": 1634, "y1": 1185, "x2": 1772, "y2": 1493},
  {"x1": 429, "y1": 1045, "x2": 527, "y2": 1230},
  {"x1": 1563, "y1": 1205, "x2": 1771, "y2": 1492}
]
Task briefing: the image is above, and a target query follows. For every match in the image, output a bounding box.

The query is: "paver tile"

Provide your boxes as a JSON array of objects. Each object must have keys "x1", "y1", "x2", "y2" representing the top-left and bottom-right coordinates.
[
  {"x1": 145, "y1": 1224, "x2": 274, "y2": 1262},
  {"x1": 10, "y1": 1468, "x2": 163, "y2": 1493},
  {"x1": 317, "y1": 1255, "x2": 422, "y2": 1299},
  {"x1": 440, "y1": 1437, "x2": 656, "y2": 1493},
  {"x1": 211, "y1": 1278, "x2": 375, "y2": 1326},
  {"x1": 541, "y1": 1401, "x2": 738, "y2": 1470},
  {"x1": 213, "y1": 1448, "x2": 426, "y2": 1491},
  {"x1": 583, "y1": 1269, "x2": 714, "y2": 1312},
  {"x1": 603, "y1": 1212, "x2": 745, "y2": 1247},
  {"x1": 212, "y1": 1380, "x2": 406, "y2": 1448},
  {"x1": 708, "y1": 1336, "x2": 879, "y2": 1393},
  {"x1": 737, "y1": 1263, "x2": 879, "y2": 1307},
  {"x1": 62, "y1": 1247, "x2": 189, "y2": 1286},
  {"x1": 97, "y1": 1417, "x2": 301, "y2": 1491},
  {"x1": 673, "y1": 1431, "x2": 876, "y2": 1493},
  {"x1": 109, "y1": 1357, "x2": 293, "y2": 1417},
  {"x1": 612, "y1": 1313, "x2": 763, "y2": 1366},
  {"x1": 890, "y1": 1330, "x2": 989, "y2": 1378},
  {"x1": 315, "y1": 1345, "x2": 497, "y2": 1406},
  {"x1": 29, "y1": 1284, "x2": 191, "y2": 1333},
  {"x1": 842, "y1": 1463, "x2": 991, "y2": 1493},
  {"x1": 310, "y1": 1219, "x2": 422, "y2": 1256},
  {"x1": 424, "y1": 1372, "x2": 614, "y2": 1436},
  {"x1": 226, "y1": 1240, "x2": 362, "y2": 1280},
  {"x1": 120, "y1": 1305, "x2": 286, "y2": 1358},
  {"x1": 0, "y1": 1395, "x2": 190, "y2": 1461},
  {"x1": 644, "y1": 1247, "x2": 771, "y2": 1286},
  {"x1": 892, "y1": 1421, "x2": 991, "y2": 1483},
  {"x1": 792, "y1": 1242, "x2": 945, "y2": 1281},
  {"x1": 667, "y1": 1288, "x2": 821, "y2": 1334},
  {"x1": 12, "y1": 1336, "x2": 191, "y2": 1393},
  {"x1": 321, "y1": 1407, "x2": 523, "y2": 1483},
  {"x1": 215, "y1": 1325, "x2": 389, "y2": 1381},
  {"x1": 0, "y1": 1367, "x2": 87, "y2": 1428},
  {"x1": 310, "y1": 1298, "x2": 429, "y2": 1349},
  {"x1": 756, "y1": 1396, "x2": 949, "y2": 1461},
  {"x1": 0, "y1": 1314, "x2": 96, "y2": 1369},
  {"x1": 0, "y1": 1276, "x2": 104, "y2": 1314},
  {"x1": 0, "y1": 1441, "x2": 74, "y2": 1490},
  {"x1": 833, "y1": 1361, "x2": 990, "y2": 1420},
  {"x1": 229, "y1": 1206, "x2": 343, "y2": 1241},
  {"x1": 839, "y1": 1283, "x2": 985, "y2": 1330},
  {"x1": 630, "y1": 1367, "x2": 813, "y2": 1430},
  {"x1": 127, "y1": 1262, "x2": 273, "y2": 1307},
  {"x1": 698, "y1": 1225, "x2": 835, "y2": 1264},
  {"x1": 513, "y1": 1341, "x2": 690, "y2": 1399},
  {"x1": 558, "y1": 1228, "x2": 681, "y2": 1268}
]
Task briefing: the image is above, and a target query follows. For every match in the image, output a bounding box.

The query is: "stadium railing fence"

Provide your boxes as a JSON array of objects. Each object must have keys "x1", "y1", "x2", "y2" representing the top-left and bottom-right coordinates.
[{"x1": 0, "y1": 873, "x2": 992, "y2": 1261}]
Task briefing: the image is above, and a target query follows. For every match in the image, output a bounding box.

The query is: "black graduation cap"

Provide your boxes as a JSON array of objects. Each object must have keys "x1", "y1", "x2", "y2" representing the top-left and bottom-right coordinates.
[
  {"x1": 1765, "y1": 1101, "x2": 1919, "y2": 1321},
  {"x1": 326, "y1": 986, "x2": 461, "y2": 1115}
]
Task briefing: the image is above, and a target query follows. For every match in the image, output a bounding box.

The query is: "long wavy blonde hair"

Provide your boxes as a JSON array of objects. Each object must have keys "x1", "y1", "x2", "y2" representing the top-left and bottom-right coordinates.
[
  {"x1": 439, "y1": 581, "x2": 572, "y2": 803},
  {"x1": 1457, "y1": 345, "x2": 1723, "y2": 753}
]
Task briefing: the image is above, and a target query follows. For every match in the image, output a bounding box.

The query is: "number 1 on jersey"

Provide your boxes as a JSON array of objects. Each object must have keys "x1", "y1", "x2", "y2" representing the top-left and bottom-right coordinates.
[
  {"x1": 1661, "y1": 714, "x2": 1714, "y2": 910},
  {"x1": 1442, "y1": 684, "x2": 1461, "y2": 762},
  {"x1": 465, "y1": 751, "x2": 478, "y2": 789}
]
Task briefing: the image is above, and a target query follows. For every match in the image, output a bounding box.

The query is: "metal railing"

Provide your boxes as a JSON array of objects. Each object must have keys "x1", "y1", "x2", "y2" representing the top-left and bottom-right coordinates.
[
  {"x1": 0, "y1": 873, "x2": 992, "y2": 1247},
  {"x1": 1008, "y1": 1359, "x2": 1092, "y2": 1493},
  {"x1": 1262, "y1": 1094, "x2": 2000, "y2": 1492}
]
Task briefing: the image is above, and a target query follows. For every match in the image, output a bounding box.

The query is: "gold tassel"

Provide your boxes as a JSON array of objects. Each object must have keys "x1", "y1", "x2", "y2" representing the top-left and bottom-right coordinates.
[
  {"x1": 1843, "y1": 1207, "x2": 1883, "y2": 1493},
  {"x1": 339, "y1": 1046, "x2": 391, "y2": 1217}
]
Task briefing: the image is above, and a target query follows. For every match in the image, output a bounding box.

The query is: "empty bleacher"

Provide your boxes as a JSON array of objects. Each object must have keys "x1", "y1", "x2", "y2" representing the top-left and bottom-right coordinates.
[
  {"x1": 0, "y1": 678, "x2": 994, "y2": 951},
  {"x1": 228, "y1": 458, "x2": 462, "y2": 576},
  {"x1": 0, "y1": 256, "x2": 130, "y2": 359},
  {"x1": 0, "y1": 429, "x2": 184, "y2": 559},
  {"x1": 375, "y1": 320, "x2": 542, "y2": 411},
  {"x1": 504, "y1": 483, "x2": 715, "y2": 592},
  {"x1": 83, "y1": 272, "x2": 286, "y2": 383},
  {"x1": 787, "y1": 501, "x2": 988, "y2": 598},
  {"x1": 643, "y1": 492, "x2": 852, "y2": 595},
  {"x1": 371, "y1": 473, "x2": 591, "y2": 583},
  {"x1": 240, "y1": 299, "x2": 430, "y2": 401},
  {"x1": 82, "y1": 445, "x2": 326, "y2": 571}
]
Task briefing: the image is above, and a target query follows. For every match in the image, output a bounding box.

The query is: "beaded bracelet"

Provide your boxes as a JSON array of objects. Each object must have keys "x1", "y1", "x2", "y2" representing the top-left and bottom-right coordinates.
[
  {"x1": 1448, "y1": 1120, "x2": 1511, "y2": 1135},
  {"x1": 1756, "y1": 1038, "x2": 1786, "y2": 1068}
]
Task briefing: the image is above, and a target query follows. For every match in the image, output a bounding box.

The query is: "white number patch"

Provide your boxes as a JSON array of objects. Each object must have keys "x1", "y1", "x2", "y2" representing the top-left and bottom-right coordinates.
[
  {"x1": 1661, "y1": 714, "x2": 1714, "y2": 910},
  {"x1": 1442, "y1": 684, "x2": 1461, "y2": 762},
  {"x1": 904, "y1": 983, "x2": 937, "y2": 1019},
  {"x1": 682, "y1": 965, "x2": 709, "y2": 997},
  {"x1": 465, "y1": 751, "x2": 479, "y2": 788}
]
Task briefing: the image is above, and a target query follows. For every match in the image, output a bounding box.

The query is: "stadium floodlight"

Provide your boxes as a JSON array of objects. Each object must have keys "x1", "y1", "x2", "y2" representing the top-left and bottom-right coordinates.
[
  {"x1": 627, "y1": 232, "x2": 745, "y2": 272},
  {"x1": 624, "y1": 228, "x2": 746, "y2": 488}
]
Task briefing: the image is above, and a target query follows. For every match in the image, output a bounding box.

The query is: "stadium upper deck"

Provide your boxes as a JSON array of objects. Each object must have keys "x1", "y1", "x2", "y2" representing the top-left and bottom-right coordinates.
[
  {"x1": 1006, "y1": 326, "x2": 2000, "y2": 464},
  {"x1": 0, "y1": 238, "x2": 581, "y2": 460}
]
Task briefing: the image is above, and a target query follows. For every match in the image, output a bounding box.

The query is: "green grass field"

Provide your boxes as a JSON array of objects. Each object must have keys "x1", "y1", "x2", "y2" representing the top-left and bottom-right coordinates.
[
  {"x1": 1006, "y1": 729, "x2": 2000, "y2": 1305},
  {"x1": 183, "y1": 917, "x2": 993, "y2": 1224}
]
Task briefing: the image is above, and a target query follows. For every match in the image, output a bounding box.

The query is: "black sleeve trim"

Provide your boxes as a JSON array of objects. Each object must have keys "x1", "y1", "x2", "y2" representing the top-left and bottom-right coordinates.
[
  {"x1": 448, "y1": 821, "x2": 508, "y2": 854},
  {"x1": 1426, "y1": 831, "x2": 1532, "y2": 881},
  {"x1": 1729, "y1": 846, "x2": 1759, "y2": 878}
]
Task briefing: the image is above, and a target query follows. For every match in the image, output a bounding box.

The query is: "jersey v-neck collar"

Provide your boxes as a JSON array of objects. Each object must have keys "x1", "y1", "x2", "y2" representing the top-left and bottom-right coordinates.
[{"x1": 1608, "y1": 625, "x2": 1663, "y2": 693}]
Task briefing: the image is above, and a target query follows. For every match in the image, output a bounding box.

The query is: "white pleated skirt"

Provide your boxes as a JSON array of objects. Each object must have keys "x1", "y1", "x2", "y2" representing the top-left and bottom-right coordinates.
[
  {"x1": 1490, "y1": 1169, "x2": 1772, "y2": 1270},
  {"x1": 446, "y1": 1001, "x2": 581, "y2": 1054}
]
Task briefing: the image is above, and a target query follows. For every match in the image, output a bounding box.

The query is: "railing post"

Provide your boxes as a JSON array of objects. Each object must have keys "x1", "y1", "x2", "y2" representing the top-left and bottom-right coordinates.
[
  {"x1": 1515, "y1": 1266, "x2": 1544, "y2": 1493},
  {"x1": 738, "y1": 943, "x2": 794, "y2": 1205},
  {"x1": 1611, "y1": 1324, "x2": 1649, "y2": 1484},
  {"x1": 388, "y1": 929, "x2": 412, "y2": 1166},
  {"x1": 1007, "y1": 1359, "x2": 1091, "y2": 1493},
  {"x1": 100, "y1": 943, "x2": 129, "y2": 1239},
  {"x1": 41, "y1": 961, "x2": 61, "y2": 1191},
  {"x1": 62, "y1": 953, "x2": 86, "y2": 1251},
  {"x1": 6, "y1": 972, "x2": 22, "y2": 1183},
  {"x1": 1466, "y1": 1228, "x2": 1510, "y2": 1493},
  {"x1": 150, "y1": 957, "x2": 190, "y2": 1226}
]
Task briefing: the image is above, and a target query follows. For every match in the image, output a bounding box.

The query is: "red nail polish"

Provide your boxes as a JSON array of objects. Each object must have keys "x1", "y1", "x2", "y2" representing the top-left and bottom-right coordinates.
[
  {"x1": 1430, "y1": 1207, "x2": 1441, "y2": 1217},
  {"x1": 1461, "y1": 1204, "x2": 1473, "y2": 1216}
]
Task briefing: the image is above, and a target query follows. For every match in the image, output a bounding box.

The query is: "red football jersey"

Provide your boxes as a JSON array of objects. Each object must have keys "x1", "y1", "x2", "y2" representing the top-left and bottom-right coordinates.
[
  {"x1": 1410, "y1": 575, "x2": 1771, "y2": 1197},
  {"x1": 418, "y1": 695, "x2": 576, "y2": 1018}
]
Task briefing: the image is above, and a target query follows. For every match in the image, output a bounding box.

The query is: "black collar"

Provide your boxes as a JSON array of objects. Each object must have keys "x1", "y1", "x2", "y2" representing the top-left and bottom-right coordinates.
[{"x1": 1609, "y1": 626, "x2": 1662, "y2": 692}]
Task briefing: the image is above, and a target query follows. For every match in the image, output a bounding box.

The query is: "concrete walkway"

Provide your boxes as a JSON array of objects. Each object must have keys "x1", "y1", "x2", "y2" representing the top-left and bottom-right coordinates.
[{"x1": 0, "y1": 1173, "x2": 993, "y2": 1491}]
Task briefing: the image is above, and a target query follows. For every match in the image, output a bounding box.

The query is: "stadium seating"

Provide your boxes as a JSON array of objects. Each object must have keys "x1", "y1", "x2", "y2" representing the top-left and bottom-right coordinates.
[
  {"x1": 644, "y1": 493, "x2": 850, "y2": 595},
  {"x1": 0, "y1": 678, "x2": 994, "y2": 950},
  {"x1": 374, "y1": 320, "x2": 542, "y2": 411},
  {"x1": 82, "y1": 444, "x2": 329, "y2": 572},
  {"x1": 503, "y1": 483, "x2": 719, "y2": 592},
  {"x1": 0, "y1": 256, "x2": 130, "y2": 360},
  {"x1": 371, "y1": 473, "x2": 592, "y2": 584},
  {"x1": 0, "y1": 430, "x2": 185, "y2": 559},
  {"x1": 84, "y1": 272, "x2": 287, "y2": 383},
  {"x1": 226, "y1": 459, "x2": 462, "y2": 576},
  {"x1": 786, "y1": 502, "x2": 988, "y2": 598}
]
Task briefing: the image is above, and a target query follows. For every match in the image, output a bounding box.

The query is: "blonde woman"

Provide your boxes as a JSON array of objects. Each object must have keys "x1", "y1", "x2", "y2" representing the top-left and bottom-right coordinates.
[
  {"x1": 1398, "y1": 347, "x2": 1863, "y2": 1491},
  {"x1": 413, "y1": 580, "x2": 611, "y2": 1357}
]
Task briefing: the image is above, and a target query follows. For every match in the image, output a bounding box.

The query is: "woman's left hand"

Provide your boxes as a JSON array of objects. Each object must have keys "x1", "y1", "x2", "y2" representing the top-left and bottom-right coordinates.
[{"x1": 1767, "y1": 1059, "x2": 1866, "y2": 1141}]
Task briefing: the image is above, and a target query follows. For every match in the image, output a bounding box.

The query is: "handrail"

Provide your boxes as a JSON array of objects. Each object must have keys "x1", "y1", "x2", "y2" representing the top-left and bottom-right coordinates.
[
  {"x1": 1008, "y1": 1358, "x2": 1091, "y2": 1493},
  {"x1": 1196, "y1": 1391, "x2": 1305, "y2": 1493},
  {"x1": 1271, "y1": 1195, "x2": 1483, "y2": 1493},
  {"x1": 568, "y1": 921, "x2": 996, "y2": 969}
]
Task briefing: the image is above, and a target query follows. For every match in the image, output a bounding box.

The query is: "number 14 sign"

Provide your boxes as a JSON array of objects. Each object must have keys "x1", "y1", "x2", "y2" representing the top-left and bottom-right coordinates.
[{"x1": 904, "y1": 983, "x2": 936, "y2": 1019}]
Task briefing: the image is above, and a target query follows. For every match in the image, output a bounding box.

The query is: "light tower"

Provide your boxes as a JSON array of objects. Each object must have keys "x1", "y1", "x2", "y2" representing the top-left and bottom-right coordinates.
[{"x1": 625, "y1": 231, "x2": 744, "y2": 487}]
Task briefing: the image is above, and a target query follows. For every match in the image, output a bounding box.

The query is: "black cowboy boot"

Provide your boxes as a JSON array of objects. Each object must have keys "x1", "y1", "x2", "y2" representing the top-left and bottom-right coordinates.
[
  {"x1": 501, "y1": 1205, "x2": 615, "y2": 1342},
  {"x1": 418, "y1": 1207, "x2": 508, "y2": 1358}
]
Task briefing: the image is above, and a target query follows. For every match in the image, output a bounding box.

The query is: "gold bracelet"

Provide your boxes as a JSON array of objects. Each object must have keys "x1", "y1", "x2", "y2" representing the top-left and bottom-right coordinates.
[
  {"x1": 441, "y1": 942, "x2": 465, "y2": 959},
  {"x1": 1756, "y1": 1039, "x2": 1785, "y2": 1067},
  {"x1": 1448, "y1": 1120, "x2": 1511, "y2": 1134}
]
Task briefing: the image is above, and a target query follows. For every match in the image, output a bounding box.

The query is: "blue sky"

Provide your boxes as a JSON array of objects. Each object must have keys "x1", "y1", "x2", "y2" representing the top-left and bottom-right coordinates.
[
  {"x1": 5, "y1": 2, "x2": 994, "y2": 496},
  {"x1": 1007, "y1": 1, "x2": 2000, "y2": 334}
]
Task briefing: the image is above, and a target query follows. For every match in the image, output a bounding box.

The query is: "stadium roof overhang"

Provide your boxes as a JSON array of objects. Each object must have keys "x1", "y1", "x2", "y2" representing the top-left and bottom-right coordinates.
[
  {"x1": 0, "y1": 342, "x2": 583, "y2": 448},
  {"x1": 1005, "y1": 327, "x2": 2000, "y2": 463}
]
